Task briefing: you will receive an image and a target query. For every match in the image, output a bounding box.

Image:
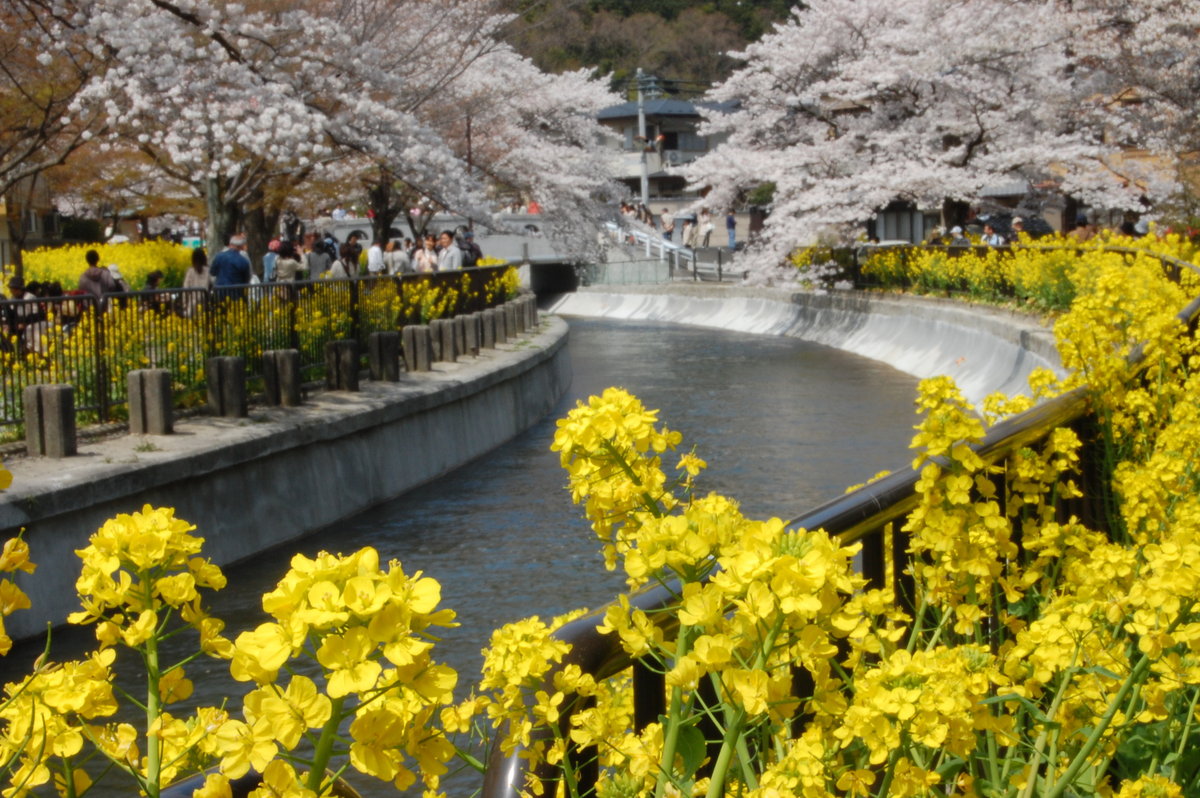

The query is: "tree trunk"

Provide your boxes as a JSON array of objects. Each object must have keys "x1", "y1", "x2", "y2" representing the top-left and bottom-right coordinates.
[
  {"x1": 243, "y1": 185, "x2": 282, "y2": 279},
  {"x1": 205, "y1": 176, "x2": 240, "y2": 256},
  {"x1": 5, "y1": 192, "x2": 28, "y2": 282},
  {"x1": 365, "y1": 171, "x2": 402, "y2": 246}
]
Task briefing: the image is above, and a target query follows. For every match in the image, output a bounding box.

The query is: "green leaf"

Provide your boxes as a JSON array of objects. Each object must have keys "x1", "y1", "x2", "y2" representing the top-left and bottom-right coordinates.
[
  {"x1": 980, "y1": 693, "x2": 1059, "y2": 728},
  {"x1": 674, "y1": 724, "x2": 708, "y2": 778}
]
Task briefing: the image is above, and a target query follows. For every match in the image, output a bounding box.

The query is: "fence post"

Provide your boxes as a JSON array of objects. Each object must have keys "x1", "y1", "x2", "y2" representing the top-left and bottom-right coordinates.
[
  {"x1": 206, "y1": 356, "x2": 247, "y2": 417},
  {"x1": 480, "y1": 310, "x2": 496, "y2": 349},
  {"x1": 93, "y1": 301, "x2": 111, "y2": 422},
  {"x1": 492, "y1": 307, "x2": 509, "y2": 344},
  {"x1": 431, "y1": 318, "x2": 458, "y2": 363},
  {"x1": 367, "y1": 331, "x2": 401, "y2": 381},
  {"x1": 324, "y1": 340, "x2": 361, "y2": 391},
  {"x1": 460, "y1": 315, "x2": 479, "y2": 356},
  {"x1": 23, "y1": 384, "x2": 76, "y2": 457},
  {"x1": 127, "y1": 369, "x2": 173, "y2": 435},
  {"x1": 263, "y1": 350, "x2": 302, "y2": 406},
  {"x1": 349, "y1": 277, "x2": 361, "y2": 343},
  {"x1": 401, "y1": 325, "x2": 432, "y2": 372},
  {"x1": 717, "y1": 248, "x2": 723, "y2": 282}
]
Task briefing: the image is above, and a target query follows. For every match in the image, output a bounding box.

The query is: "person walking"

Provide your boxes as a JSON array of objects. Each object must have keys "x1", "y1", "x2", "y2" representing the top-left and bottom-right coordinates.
[
  {"x1": 181, "y1": 247, "x2": 211, "y2": 317},
  {"x1": 437, "y1": 231, "x2": 463, "y2": 271},
  {"x1": 366, "y1": 239, "x2": 385, "y2": 275},
  {"x1": 459, "y1": 231, "x2": 482, "y2": 267},
  {"x1": 414, "y1": 234, "x2": 438, "y2": 272},
  {"x1": 305, "y1": 240, "x2": 332, "y2": 278},
  {"x1": 78, "y1": 249, "x2": 118, "y2": 305},
  {"x1": 725, "y1": 211, "x2": 737, "y2": 249}
]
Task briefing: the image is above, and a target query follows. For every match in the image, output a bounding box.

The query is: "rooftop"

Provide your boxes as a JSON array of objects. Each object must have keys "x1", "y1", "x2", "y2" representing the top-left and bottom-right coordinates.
[{"x1": 597, "y1": 98, "x2": 737, "y2": 121}]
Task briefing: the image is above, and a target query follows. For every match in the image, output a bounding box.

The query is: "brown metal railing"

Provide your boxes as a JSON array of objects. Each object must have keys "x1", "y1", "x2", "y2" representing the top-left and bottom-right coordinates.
[
  {"x1": 0, "y1": 265, "x2": 512, "y2": 429},
  {"x1": 482, "y1": 247, "x2": 1200, "y2": 798}
]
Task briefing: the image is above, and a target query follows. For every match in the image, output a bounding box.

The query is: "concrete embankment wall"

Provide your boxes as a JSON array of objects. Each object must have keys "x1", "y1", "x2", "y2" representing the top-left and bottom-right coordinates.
[
  {"x1": 550, "y1": 286, "x2": 1063, "y2": 403},
  {"x1": 0, "y1": 317, "x2": 570, "y2": 639}
]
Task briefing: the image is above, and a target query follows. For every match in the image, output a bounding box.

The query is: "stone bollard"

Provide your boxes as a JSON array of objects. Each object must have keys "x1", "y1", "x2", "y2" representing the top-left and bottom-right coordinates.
[
  {"x1": 325, "y1": 340, "x2": 361, "y2": 391},
  {"x1": 492, "y1": 306, "x2": 509, "y2": 344},
  {"x1": 431, "y1": 318, "x2": 458, "y2": 363},
  {"x1": 480, "y1": 309, "x2": 496, "y2": 349},
  {"x1": 402, "y1": 325, "x2": 433, "y2": 372},
  {"x1": 511, "y1": 300, "x2": 525, "y2": 333},
  {"x1": 206, "y1": 356, "x2": 247, "y2": 418},
  {"x1": 263, "y1": 349, "x2": 302, "y2": 407},
  {"x1": 505, "y1": 302, "x2": 521, "y2": 336},
  {"x1": 525, "y1": 295, "x2": 539, "y2": 329},
  {"x1": 128, "y1": 369, "x2": 173, "y2": 434},
  {"x1": 462, "y1": 313, "x2": 480, "y2": 356},
  {"x1": 453, "y1": 315, "x2": 468, "y2": 357},
  {"x1": 367, "y1": 331, "x2": 402, "y2": 382},
  {"x1": 23, "y1": 384, "x2": 76, "y2": 457}
]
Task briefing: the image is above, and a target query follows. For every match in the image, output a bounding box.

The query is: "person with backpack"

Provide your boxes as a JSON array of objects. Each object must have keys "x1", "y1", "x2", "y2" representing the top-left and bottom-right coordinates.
[{"x1": 459, "y1": 230, "x2": 482, "y2": 267}]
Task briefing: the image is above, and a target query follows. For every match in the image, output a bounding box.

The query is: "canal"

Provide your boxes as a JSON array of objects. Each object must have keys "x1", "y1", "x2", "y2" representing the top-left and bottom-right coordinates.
[{"x1": 4, "y1": 316, "x2": 923, "y2": 793}]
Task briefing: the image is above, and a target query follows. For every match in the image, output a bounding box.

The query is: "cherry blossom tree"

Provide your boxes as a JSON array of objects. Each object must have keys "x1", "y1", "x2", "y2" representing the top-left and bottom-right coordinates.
[
  {"x1": 48, "y1": 0, "x2": 618, "y2": 262},
  {"x1": 327, "y1": 0, "x2": 621, "y2": 255},
  {"x1": 685, "y1": 0, "x2": 1159, "y2": 278},
  {"x1": 0, "y1": 1, "x2": 103, "y2": 274},
  {"x1": 1068, "y1": 0, "x2": 1200, "y2": 217}
]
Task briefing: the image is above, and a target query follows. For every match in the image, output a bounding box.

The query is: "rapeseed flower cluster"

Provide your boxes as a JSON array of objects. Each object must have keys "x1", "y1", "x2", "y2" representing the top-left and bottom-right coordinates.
[
  {"x1": 0, "y1": 507, "x2": 464, "y2": 798},
  {"x1": 470, "y1": 247, "x2": 1200, "y2": 797},
  {"x1": 0, "y1": 506, "x2": 232, "y2": 798},
  {"x1": 221, "y1": 547, "x2": 459, "y2": 795},
  {"x1": 0, "y1": 462, "x2": 32, "y2": 657},
  {"x1": 6, "y1": 247, "x2": 1200, "y2": 797},
  {"x1": 20, "y1": 242, "x2": 193, "y2": 289},
  {"x1": 860, "y1": 232, "x2": 1200, "y2": 312}
]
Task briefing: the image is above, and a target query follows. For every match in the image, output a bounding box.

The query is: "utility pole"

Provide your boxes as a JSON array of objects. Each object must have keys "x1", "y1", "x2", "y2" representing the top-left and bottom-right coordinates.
[{"x1": 636, "y1": 68, "x2": 649, "y2": 208}]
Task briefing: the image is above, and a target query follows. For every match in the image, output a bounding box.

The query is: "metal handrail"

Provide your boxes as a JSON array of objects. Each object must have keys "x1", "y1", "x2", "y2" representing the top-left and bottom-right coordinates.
[
  {"x1": 482, "y1": 245, "x2": 1200, "y2": 798},
  {"x1": 604, "y1": 221, "x2": 698, "y2": 273}
]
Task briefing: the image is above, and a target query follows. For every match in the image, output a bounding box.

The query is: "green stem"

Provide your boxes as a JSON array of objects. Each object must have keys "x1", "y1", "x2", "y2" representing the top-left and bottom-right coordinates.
[
  {"x1": 734, "y1": 733, "x2": 759, "y2": 792},
  {"x1": 306, "y1": 695, "x2": 347, "y2": 793},
  {"x1": 905, "y1": 594, "x2": 930, "y2": 655},
  {"x1": 143, "y1": 594, "x2": 162, "y2": 798},
  {"x1": 1044, "y1": 654, "x2": 1151, "y2": 798},
  {"x1": 1016, "y1": 655, "x2": 1078, "y2": 798},
  {"x1": 653, "y1": 626, "x2": 692, "y2": 798},
  {"x1": 703, "y1": 620, "x2": 783, "y2": 798},
  {"x1": 1171, "y1": 688, "x2": 1200, "y2": 783}
]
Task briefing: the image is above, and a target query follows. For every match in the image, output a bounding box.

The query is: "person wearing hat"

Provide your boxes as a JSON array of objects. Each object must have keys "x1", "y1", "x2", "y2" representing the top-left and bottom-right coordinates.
[
  {"x1": 210, "y1": 233, "x2": 252, "y2": 290},
  {"x1": 949, "y1": 225, "x2": 970, "y2": 247},
  {"x1": 459, "y1": 230, "x2": 482, "y2": 268},
  {"x1": 107, "y1": 263, "x2": 131, "y2": 293},
  {"x1": 1010, "y1": 217, "x2": 1025, "y2": 242}
]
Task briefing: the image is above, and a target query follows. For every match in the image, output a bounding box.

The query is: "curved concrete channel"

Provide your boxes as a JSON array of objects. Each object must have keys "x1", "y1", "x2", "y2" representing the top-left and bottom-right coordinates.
[
  {"x1": 0, "y1": 286, "x2": 1062, "y2": 639},
  {"x1": 548, "y1": 285, "x2": 1063, "y2": 404}
]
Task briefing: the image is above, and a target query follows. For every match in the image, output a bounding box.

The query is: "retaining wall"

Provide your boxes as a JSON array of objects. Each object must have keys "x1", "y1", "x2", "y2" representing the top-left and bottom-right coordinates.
[
  {"x1": 0, "y1": 317, "x2": 570, "y2": 639},
  {"x1": 550, "y1": 286, "x2": 1063, "y2": 403}
]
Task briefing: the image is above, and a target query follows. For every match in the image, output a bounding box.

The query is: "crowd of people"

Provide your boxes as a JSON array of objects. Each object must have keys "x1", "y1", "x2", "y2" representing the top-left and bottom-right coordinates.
[
  {"x1": 1, "y1": 225, "x2": 487, "y2": 356},
  {"x1": 617, "y1": 203, "x2": 738, "y2": 250},
  {"x1": 210, "y1": 226, "x2": 485, "y2": 288}
]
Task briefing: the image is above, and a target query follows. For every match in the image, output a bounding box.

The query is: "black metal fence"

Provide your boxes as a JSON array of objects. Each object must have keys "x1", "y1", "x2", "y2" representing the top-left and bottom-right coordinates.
[{"x1": 0, "y1": 265, "x2": 513, "y2": 430}]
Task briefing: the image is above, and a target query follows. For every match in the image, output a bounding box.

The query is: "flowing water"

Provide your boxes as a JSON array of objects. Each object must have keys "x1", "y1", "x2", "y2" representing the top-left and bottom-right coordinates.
[{"x1": 4, "y1": 317, "x2": 923, "y2": 794}]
